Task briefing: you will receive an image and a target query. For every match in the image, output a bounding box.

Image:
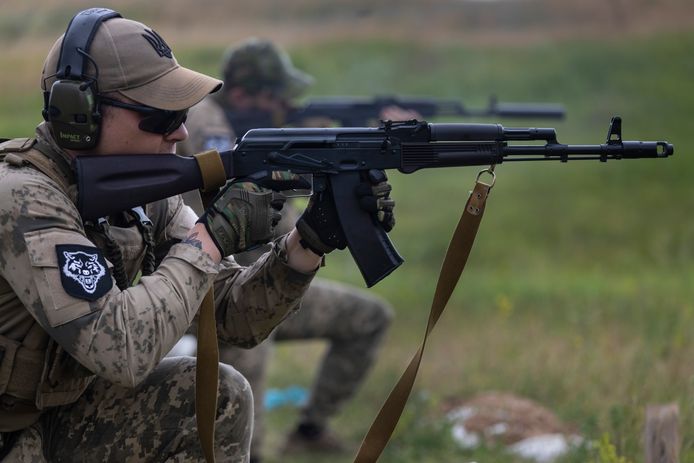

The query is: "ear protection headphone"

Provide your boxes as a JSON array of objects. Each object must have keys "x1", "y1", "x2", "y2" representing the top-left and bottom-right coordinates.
[{"x1": 43, "y1": 8, "x2": 121, "y2": 150}]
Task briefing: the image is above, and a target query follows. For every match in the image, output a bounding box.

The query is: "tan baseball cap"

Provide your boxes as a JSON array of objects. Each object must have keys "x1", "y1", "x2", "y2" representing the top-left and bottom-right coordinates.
[
  {"x1": 41, "y1": 17, "x2": 222, "y2": 111},
  {"x1": 221, "y1": 38, "x2": 314, "y2": 99}
]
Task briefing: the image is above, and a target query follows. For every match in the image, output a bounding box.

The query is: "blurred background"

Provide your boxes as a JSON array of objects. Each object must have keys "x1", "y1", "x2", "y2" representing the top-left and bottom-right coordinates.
[{"x1": 1, "y1": 1, "x2": 692, "y2": 461}]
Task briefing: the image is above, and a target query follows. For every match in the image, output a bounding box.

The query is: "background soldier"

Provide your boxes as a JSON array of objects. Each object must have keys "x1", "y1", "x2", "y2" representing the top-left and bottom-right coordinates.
[
  {"x1": 0, "y1": 11, "x2": 395, "y2": 462},
  {"x1": 178, "y1": 38, "x2": 403, "y2": 461}
]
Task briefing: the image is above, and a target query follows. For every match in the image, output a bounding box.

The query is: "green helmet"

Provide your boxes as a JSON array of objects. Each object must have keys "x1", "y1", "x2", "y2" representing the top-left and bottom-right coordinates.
[{"x1": 221, "y1": 38, "x2": 314, "y2": 99}]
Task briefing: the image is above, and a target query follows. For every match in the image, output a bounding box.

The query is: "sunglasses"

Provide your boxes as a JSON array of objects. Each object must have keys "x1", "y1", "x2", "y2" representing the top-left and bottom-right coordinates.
[{"x1": 99, "y1": 97, "x2": 188, "y2": 135}]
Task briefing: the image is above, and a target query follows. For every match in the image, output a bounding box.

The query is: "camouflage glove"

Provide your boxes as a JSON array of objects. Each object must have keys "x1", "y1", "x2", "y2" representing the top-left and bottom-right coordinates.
[
  {"x1": 296, "y1": 169, "x2": 396, "y2": 256},
  {"x1": 198, "y1": 172, "x2": 309, "y2": 257},
  {"x1": 355, "y1": 169, "x2": 396, "y2": 232}
]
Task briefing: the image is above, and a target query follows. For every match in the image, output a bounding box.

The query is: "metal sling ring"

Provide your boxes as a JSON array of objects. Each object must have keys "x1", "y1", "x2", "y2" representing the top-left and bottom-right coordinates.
[{"x1": 475, "y1": 164, "x2": 497, "y2": 189}]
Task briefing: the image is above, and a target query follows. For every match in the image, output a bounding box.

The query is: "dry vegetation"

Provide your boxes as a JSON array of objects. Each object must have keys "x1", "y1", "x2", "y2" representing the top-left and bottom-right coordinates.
[{"x1": 2, "y1": 0, "x2": 693, "y2": 49}]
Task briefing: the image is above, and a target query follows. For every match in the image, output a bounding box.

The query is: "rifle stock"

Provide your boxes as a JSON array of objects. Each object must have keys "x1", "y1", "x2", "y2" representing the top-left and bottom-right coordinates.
[
  {"x1": 75, "y1": 117, "x2": 673, "y2": 286},
  {"x1": 76, "y1": 154, "x2": 207, "y2": 222}
]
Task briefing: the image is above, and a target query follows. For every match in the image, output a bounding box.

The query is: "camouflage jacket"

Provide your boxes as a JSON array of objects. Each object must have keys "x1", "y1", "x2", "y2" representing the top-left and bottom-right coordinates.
[{"x1": 0, "y1": 123, "x2": 314, "y2": 431}]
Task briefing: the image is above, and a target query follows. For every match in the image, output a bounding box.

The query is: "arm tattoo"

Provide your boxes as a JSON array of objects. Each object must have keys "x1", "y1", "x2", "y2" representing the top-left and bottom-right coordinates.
[{"x1": 182, "y1": 232, "x2": 203, "y2": 250}]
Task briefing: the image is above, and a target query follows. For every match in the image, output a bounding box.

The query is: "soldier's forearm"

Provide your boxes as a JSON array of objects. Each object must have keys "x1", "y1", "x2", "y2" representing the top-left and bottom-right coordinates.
[
  {"x1": 214, "y1": 235, "x2": 316, "y2": 347},
  {"x1": 285, "y1": 229, "x2": 322, "y2": 273},
  {"x1": 184, "y1": 223, "x2": 222, "y2": 263}
]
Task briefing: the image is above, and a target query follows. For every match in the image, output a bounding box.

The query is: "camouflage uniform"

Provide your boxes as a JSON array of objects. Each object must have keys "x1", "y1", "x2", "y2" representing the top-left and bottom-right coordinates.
[
  {"x1": 179, "y1": 45, "x2": 394, "y2": 456},
  {"x1": 0, "y1": 16, "x2": 315, "y2": 462}
]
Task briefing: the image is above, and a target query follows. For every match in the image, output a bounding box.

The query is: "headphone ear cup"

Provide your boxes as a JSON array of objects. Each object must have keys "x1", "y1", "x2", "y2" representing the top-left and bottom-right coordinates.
[{"x1": 47, "y1": 80, "x2": 100, "y2": 150}]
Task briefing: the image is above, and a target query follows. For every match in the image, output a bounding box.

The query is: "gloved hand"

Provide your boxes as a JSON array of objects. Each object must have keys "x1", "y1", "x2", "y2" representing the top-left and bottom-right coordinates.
[
  {"x1": 355, "y1": 169, "x2": 396, "y2": 232},
  {"x1": 296, "y1": 169, "x2": 396, "y2": 256},
  {"x1": 197, "y1": 171, "x2": 309, "y2": 257}
]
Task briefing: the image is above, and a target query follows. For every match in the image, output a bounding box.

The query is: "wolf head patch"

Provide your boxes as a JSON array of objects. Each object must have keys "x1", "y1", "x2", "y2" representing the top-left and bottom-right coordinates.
[{"x1": 57, "y1": 244, "x2": 113, "y2": 301}]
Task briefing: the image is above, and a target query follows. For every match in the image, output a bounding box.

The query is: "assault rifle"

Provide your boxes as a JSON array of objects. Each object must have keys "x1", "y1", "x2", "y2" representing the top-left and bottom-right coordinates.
[
  {"x1": 75, "y1": 117, "x2": 673, "y2": 287},
  {"x1": 285, "y1": 95, "x2": 566, "y2": 126}
]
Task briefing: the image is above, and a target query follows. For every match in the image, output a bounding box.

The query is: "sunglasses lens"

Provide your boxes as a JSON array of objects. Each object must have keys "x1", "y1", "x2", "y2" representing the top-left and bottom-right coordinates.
[{"x1": 138, "y1": 109, "x2": 188, "y2": 135}]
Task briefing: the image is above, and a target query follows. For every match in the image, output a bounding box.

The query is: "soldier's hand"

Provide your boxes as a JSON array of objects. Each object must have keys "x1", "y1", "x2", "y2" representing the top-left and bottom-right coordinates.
[
  {"x1": 197, "y1": 172, "x2": 308, "y2": 257},
  {"x1": 295, "y1": 183, "x2": 345, "y2": 256},
  {"x1": 355, "y1": 169, "x2": 396, "y2": 232},
  {"x1": 379, "y1": 105, "x2": 422, "y2": 122},
  {"x1": 295, "y1": 169, "x2": 395, "y2": 256}
]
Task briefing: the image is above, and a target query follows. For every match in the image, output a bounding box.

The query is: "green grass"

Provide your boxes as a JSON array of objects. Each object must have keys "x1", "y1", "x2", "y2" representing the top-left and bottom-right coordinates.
[
  {"x1": 3, "y1": 30, "x2": 693, "y2": 462},
  {"x1": 266, "y1": 34, "x2": 693, "y2": 463}
]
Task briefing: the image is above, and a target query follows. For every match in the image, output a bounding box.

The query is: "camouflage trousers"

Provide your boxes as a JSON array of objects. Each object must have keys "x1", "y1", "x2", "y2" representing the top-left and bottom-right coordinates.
[
  {"x1": 220, "y1": 277, "x2": 394, "y2": 457},
  {"x1": 3, "y1": 357, "x2": 253, "y2": 462}
]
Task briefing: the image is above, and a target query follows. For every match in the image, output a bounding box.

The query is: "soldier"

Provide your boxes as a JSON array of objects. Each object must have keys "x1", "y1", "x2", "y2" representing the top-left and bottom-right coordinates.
[
  {"x1": 178, "y1": 39, "x2": 404, "y2": 461},
  {"x1": 0, "y1": 10, "x2": 395, "y2": 462}
]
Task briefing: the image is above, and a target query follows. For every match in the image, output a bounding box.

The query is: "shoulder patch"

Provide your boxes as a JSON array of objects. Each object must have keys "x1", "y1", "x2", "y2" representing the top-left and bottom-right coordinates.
[{"x1": 56, "y1": 244, "x2": 113, "y2": 301}]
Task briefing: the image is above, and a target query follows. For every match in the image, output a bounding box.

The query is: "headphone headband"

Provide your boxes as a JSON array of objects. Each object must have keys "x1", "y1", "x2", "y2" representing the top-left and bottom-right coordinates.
[{"x1": 56, "y1": 8, "x2": 122, "y2": 80}]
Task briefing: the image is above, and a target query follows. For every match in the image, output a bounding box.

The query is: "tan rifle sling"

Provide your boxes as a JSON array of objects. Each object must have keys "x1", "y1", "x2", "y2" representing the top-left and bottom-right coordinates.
[
  {"x1": 354, "y1": 170, "x2": 495, "y2": 462},
  {"x1": 191, "y1": 149, "x2": 495, "y2": 463},
  {"x1": 196, "y1": 289, "x2": 219, "y2": 463},
  {"x1": 192, "y1": 150, "x2": 229, "y2": 463}
]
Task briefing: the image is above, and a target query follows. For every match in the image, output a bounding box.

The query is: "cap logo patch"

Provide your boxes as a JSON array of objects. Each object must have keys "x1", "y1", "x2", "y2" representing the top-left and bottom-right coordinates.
[
  {"x1": 142, "y1": 29, "x2": 172, "y2": 59},
  {"x1": 57, "y1": 244, "x2": 113, "y2": 301}
]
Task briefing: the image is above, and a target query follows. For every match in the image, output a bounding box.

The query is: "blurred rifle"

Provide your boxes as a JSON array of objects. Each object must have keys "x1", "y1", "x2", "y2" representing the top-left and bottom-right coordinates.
[
  {"x1": 75, "y1": 116, "x2": 672, "y2": 287},
  {"x1": 285, "y1": 94, "x2": 566, "y2": 126}
]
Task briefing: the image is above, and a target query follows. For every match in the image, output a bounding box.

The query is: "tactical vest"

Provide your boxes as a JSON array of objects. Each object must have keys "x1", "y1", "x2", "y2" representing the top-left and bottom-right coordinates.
[{"x1": 0, "y1": 138, "x2": 168, "y2": 431}]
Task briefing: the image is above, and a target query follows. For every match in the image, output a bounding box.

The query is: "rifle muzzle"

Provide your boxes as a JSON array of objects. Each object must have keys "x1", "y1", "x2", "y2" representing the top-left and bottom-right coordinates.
[{"x1": 619, "y1": 141, "x2": 674, "y2": 158}]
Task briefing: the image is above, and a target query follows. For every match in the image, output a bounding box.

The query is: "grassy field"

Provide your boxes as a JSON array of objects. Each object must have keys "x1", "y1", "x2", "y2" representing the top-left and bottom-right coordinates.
[
  {"x1": 1, "y1": 3, "x2": 693, "y2": 462},
  {"x1": 258, "y1": 35, "x2": 694, "y2": 463}
]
